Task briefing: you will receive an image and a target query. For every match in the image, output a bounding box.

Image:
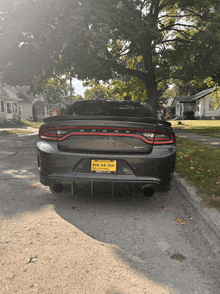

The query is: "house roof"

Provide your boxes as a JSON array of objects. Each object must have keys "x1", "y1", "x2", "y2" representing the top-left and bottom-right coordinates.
[
  {"x1": 33, "y1": 100, "x2": 47, "y2": 106},
  {"x1": 0, "y1": 84, "x2": 22, "y2": 101},
  {"x1": 175, "y1": 87, "x2": 215, "y2": 104},
  {"x1": 16, "y1": 86, "x2": 35, "y2": 103},
  {"x1": 175, "y1": 96, "x2": 194, "y2": 103},
  {"x1": 53, "y1": 99, "x2": 68, "y2": 105},
  {"x1": 48, "y1": 106, "x2": 60, "y2": 112},
  {"x1": 0, "y1": 84, "x2": 8, "y2": 98},
  {"x1": 191, "y1": 87, "x2": 215, "y2": 101}
]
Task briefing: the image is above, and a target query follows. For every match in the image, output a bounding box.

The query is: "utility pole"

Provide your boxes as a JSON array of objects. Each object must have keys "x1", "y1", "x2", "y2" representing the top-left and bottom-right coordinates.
[{"x1": 70, "y1": 77, "x2": 73, "y2": 100}]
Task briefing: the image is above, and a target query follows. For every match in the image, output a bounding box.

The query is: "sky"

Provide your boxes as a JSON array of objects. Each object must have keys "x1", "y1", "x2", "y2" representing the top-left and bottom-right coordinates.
[{"x1": 71, "y1": 79, "x2": 90, "y2": 97}]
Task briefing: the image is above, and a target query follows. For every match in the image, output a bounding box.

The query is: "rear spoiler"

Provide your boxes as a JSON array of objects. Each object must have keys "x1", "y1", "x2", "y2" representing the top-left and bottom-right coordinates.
[{"x1": 43, "y1": 115, "x2": 171, "y2": 126}]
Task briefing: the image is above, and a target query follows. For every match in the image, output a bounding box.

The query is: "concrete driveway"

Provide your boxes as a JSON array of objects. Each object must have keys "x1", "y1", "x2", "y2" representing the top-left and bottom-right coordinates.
[{"x1": 0, "y1": 132, "x2": 219, "y2": 294}]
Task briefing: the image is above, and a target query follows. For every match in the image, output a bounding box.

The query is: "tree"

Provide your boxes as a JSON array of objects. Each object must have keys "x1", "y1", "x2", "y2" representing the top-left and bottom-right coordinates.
[
  {"x1": 84, "y1": 83, "x2": 106, "y2": 100},
  {"x1": 1, "y1": 0, "x2": 220, "y2": 110},
  {"x1": 161, "y1": 86, "x2": 179, "y2": 100},
  {"x1": 32, "y1": 76, "x2": 69, "y2": 103},
  {"x1": 83, "y1": 78, "x2": 147, "y2": 101},
  {"x1": 105, "y1": 78, "x2": 148, "y2": 101}
]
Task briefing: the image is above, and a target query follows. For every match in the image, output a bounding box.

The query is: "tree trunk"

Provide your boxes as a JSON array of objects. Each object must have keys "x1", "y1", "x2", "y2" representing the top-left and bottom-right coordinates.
[{"x1": 146, "y1": 86, "x2": 160, "y2": 113}]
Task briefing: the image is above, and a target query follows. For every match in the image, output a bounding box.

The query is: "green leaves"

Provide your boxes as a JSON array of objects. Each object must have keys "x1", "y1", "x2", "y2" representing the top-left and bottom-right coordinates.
[{"x1": 1, "y1": 0, "x2": 220, "y2": 108}]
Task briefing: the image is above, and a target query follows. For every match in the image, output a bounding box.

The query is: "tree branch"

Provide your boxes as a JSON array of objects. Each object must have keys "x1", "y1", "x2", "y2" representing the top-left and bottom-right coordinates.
[{"x1": 97, "y1": 55, "x2": 147, "y2": 82}]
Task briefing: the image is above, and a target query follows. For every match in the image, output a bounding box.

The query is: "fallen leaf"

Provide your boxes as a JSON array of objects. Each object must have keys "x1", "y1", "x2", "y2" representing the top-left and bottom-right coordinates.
[
  {"x1": 10, "y1": 198, "x2": 14, "y2": 200},
  {"x1": 134, "y1": 217, "x2": 139, "y2": 220},
  {"x1": 200, "y1": 155, "x2": 204, "y2": 157},
  {"x1": 177, "y1": 221, "x2": 185, "y2": 225},
  {"x1": 171, "y1": 253, "x2": 186, "y2": 262},
  {"x1": 187, "y1": 157, "x2": 191, "y2": 160},
  {"x1": 176, "y1": 218, "x2": 185, "y2": 225},
  {"x1": 163, "y1": 208, "x2": 169, "y2": 210},
  {"x1": 30, "y1": 185, "x2": 36, "y2": 188}
]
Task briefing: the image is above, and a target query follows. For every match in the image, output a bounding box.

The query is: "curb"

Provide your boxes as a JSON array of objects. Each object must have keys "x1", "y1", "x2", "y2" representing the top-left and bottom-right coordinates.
[{"x1": 174, "y1": 172, "x2": 220, "y2": 239}]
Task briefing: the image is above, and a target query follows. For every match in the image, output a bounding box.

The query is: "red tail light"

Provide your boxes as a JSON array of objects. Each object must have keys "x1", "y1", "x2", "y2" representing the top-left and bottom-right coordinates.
[
  {"x1": 142, "y1": 131, "x2": 174, "y2": 145},
  {"x1": 39, "y1": 127, "x2": 174, "y2": 145},
  {"x1": 39, "y1": 128, "x2": 57, "y2": 140}
]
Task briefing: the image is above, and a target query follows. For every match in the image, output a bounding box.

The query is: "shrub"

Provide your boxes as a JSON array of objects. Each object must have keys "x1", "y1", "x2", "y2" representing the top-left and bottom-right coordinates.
[{"x1": 183, "y1": 110, "x2": 195, "y2": 120}]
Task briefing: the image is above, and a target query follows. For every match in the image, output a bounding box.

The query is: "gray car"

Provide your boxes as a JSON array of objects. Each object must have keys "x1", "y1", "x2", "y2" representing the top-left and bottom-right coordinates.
[{"x1": 37, "y1": 99, "x2": 176, "y2": 196}]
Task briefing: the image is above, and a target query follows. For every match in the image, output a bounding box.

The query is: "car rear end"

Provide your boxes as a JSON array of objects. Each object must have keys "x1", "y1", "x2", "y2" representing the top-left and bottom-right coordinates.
[{"x1": 37, "y1": 100, "x2": 176, "y2": 195}]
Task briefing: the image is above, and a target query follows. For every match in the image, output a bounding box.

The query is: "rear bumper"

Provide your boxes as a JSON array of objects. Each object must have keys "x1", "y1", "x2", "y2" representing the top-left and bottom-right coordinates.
[
  {"x1": 37, "y1": 140, "x2": 176, "y2": 189},
  {"x1": 49, "y1": 172, "x2": 161, "y2": 186}
]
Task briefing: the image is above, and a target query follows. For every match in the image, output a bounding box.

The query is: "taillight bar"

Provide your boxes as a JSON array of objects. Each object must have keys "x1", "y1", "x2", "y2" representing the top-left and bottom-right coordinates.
[{"x1": 39, "y1": 127, "x2": 175, "y2": 145}]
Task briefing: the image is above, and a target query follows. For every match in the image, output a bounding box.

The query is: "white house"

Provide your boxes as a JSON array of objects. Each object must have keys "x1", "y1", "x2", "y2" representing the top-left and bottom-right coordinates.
[
  {"x1": 15, "y1": 86, "x2": 36, "y2": 121},
  {"x1": 173, "y1": 88, "x2": 220, "y2": 119},
  {"x1": 0, "y1": 81, "x2": 50, "y2": 122},
  {"x1": 0, "y1": 83, "x2": 22, "y2": 121}
]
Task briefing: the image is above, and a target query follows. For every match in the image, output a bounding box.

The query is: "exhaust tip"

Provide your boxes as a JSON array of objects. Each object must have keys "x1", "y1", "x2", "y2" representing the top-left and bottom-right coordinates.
[
  {"x1": 51, "y1": 183, "x2": 65, "y2": 194},
  {"x1": 141, "y1": 185, "x2": 155, "y2": 197}
]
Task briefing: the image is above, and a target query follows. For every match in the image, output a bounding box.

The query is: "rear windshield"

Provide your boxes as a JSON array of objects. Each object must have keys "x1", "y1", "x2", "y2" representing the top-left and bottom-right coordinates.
[{"x1": 65, "y1": 100, "x2": 156, "y2": 118}]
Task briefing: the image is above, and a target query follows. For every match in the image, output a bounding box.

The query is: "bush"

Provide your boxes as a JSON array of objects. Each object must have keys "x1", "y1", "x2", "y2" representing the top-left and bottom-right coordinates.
[{"x1": 183, "y1": 110, "x2": 195, "y2": 120}]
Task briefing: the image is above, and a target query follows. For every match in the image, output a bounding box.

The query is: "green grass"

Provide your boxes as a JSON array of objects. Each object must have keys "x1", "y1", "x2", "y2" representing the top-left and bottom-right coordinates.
[
  {"x1": 0, "y1": 120, "x2": 41, "y2": 136},
  {"x1": 0, "y1": 130, "x2": 31, "y2": 136},
  {"x1": 22, "y1": 121, "x2": 41, "y2": 128},
  {"x1": 170, "y1": 120, "x2": 220, "y2": 136},
  {"x1": 176, "y1": 137, "x2": 220, "y2": 211},
  {"x1": 0, "y1": 120, "x2": 41, "y2": 129}
]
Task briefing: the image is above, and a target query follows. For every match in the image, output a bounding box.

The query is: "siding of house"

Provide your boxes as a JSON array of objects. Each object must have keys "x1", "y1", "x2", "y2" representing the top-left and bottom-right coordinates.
[
  {"x1": 48, "y1": 107, "x2": 60, "y2": 116},
  {"x1": 202, "y1": 95, "x2": 220, "y2": 118},
  {"x1": 0, "y1": 84, "x2": 21, "y2": 121},
  {"x1": 19, "y1": 101, "x2": 33, "y2": 121}
]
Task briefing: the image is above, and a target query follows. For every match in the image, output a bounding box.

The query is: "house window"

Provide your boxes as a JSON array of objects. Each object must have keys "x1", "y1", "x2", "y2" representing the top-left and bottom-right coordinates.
[
  {"x1": 12, "y1": 102, "x2": 18, "y2": 114},
  {"x1": 7, "y1": 103, "x2": 12, "y2": 113},
  {"x1": 13, "y1": 102, "x2": 18, "y2": 114},
  {"x1": 0, "y1": 101, "x2": 4, "y2": 112},
  {"x1": 209, "y1": 101, "x2": 214, "y2": 111},
  {"x1": 184, "y1": 102, "x2": 195, "y2": 112},
  {"x1": 196, "y1": 101, "x2": 200, "y2": 112},
  {"x1": 19, "y1": 107, "x2": 22, "y2": 116}
]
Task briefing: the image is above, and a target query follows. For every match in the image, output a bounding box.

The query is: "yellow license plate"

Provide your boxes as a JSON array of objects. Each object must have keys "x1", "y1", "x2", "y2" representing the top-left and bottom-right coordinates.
[{"x1": 91, "y1": 160, "x2": 117, "y2": 173}]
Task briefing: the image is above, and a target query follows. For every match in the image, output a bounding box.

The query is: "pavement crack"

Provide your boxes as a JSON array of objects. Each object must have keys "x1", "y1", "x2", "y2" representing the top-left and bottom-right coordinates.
[{"x1": 0, "y1": 151, "x2": 20, "y2": 161}]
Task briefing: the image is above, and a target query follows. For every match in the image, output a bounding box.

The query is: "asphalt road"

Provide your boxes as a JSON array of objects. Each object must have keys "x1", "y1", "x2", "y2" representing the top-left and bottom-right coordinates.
[{"x1": 0, "y1": 133, "x2": 220, "y2": 294}]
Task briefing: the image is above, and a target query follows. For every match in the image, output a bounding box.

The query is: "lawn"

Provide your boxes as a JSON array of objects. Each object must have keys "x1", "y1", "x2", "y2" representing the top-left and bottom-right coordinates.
[
  {"x1": 0, "y1": 120, "x2": 41, "y2": 135},
  {"x1": 0, "y1": 130, "x2": 31, "y2": 136},
  {"x1": 170, "y1": 120, "x2": 220, "y2": 137},
  {"x1": 175, "y1": 137, "x2": 220, "y2": 211},
  {"x1": 0, "y1": 120, "x2": 41, "y2": 128}
]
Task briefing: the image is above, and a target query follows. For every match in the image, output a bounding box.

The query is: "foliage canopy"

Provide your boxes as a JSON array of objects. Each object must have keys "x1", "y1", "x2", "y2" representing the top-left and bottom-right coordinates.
[{"x1": 1, "y1": 0, "x2": 220, "y2": 109}]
